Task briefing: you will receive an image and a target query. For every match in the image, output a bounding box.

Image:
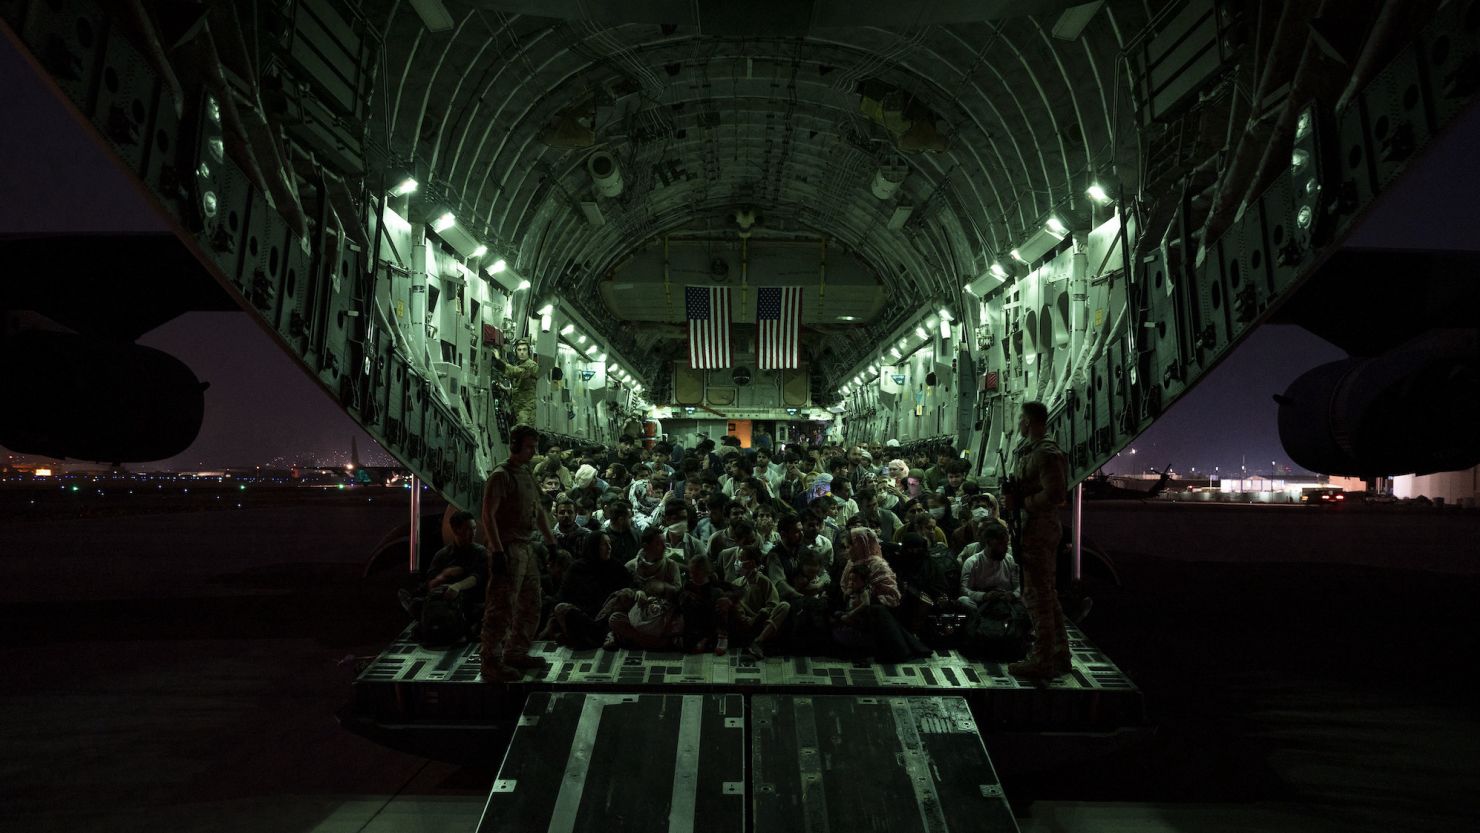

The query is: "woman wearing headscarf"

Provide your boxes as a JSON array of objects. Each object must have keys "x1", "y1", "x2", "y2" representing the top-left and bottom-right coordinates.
[{"x1": 828, "y1": 527, "x2": 928, "y2": 661}]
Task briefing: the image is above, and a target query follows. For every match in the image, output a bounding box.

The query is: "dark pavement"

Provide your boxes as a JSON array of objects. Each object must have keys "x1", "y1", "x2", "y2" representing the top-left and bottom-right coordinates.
[{"x1": 0, "y1": 495, "x2": 1476, "y2": 832}]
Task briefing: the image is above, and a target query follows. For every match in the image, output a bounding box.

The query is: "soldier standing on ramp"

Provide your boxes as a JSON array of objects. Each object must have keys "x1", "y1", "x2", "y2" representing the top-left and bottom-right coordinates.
[
  {"x1": 1004, "y1": 401, "x2": 1071, "y2": 680},
  {"x1": 479, "y1": 423, "x2": 558, "y2": 682},
  {"x1": 494, "y1": 338, "x2": 540, "y2": 427}
]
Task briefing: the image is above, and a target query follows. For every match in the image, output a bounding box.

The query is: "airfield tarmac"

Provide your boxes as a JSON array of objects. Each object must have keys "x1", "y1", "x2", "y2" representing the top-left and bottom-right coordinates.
[{"x1": 0, "y1": 492, "x2": 1476, "y2": 833}]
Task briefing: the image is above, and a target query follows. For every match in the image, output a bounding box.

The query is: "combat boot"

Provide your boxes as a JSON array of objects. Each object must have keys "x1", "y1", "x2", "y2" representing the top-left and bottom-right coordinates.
[
  {"x1": 1007, "y1": 658, "x2": 1057, "y2": 679},
  {"x1": 504, "y1": 654, "x2": 549, "y2": 671},
  {"x1": 479, "y1": 660, "x2": 522, "y2": 683}
]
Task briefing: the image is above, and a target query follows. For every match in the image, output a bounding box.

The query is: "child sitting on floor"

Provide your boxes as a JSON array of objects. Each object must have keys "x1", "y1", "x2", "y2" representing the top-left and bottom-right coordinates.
[
  {"x1": 605, "y1": 580, "x2": 682, "y2": 651},
  {"x1": 796, "y1": 549, "x2": 831, "y2": 598},
  {"x1": 829, "y1": 568, "x2": 875, "y2": 651},
  {"x1": 678, "y1": 554, "x2": 732, "y2": 655}
]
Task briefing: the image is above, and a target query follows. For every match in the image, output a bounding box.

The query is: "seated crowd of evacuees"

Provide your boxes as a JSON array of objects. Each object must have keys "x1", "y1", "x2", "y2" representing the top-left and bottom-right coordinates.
[{"x1": 404, "y1": 434, "x2": 1023, "y2": 664}]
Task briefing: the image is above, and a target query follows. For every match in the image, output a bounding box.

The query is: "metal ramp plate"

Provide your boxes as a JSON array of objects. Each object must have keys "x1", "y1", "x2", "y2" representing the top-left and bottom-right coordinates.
[
  {"x1": 475, "y1": 692, "x2": 745, "y2": 833},
  {"x1": 354, "y1": 622, "x2": 1141, "y2": 732},
  {"x1": 751, "y1": 694, "x2": 1020, "y2": 833}
]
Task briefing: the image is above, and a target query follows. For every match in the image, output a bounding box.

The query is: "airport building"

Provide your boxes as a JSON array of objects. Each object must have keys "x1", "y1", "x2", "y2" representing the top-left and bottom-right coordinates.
[{"x1": 1392, "y1": 465, "x2": 1480, "y2": 507}]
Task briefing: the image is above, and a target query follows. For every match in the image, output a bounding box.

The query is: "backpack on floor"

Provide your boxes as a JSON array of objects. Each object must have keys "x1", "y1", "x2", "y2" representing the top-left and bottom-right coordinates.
[
  {"x1": 418, "y1": 593, "x2": 467, "y2": 648},
  {"x1": 961, "y1": 596, "x2": 1032, "y2": 662}
]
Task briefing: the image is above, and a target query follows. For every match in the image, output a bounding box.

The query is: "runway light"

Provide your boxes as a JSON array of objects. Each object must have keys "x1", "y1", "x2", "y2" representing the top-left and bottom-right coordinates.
[
  {"x1": 560, "y1": 324, "x2": 575, "y2": 335},
  {"x1": 516, "y1": 279, "x2": 531, "y2": 290},
  {"x1": 1086, "y1": 183, "x2": 1112, "y2": 205},
  {"x1": 471, "y1": 244, "x2": 488, "y2": 258},
  {"x1": 391, "y1": 177, "x2": 418, "y2": 197},
  {"x1": 432, "y1": 212, "x2": 456, "y2": 232},
  {"x1": 1045, "y1": 216, "x2": 1068, "y2": 237},
  {"x1": 488, "y1": 259, "x2": 508, "y2": 275}
]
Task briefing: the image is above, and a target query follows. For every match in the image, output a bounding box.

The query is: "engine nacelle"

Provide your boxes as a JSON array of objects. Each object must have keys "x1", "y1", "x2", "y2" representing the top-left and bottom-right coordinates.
[
  {"x1": 1277, "y1": 330, "x2": 1480, "y2": 477},
  {"x1": 0, "y1": 331, "x2": 207, "y2": 462}
]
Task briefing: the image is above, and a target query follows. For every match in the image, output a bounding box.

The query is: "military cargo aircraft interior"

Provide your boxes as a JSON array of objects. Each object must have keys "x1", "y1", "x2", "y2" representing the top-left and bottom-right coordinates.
[{"x1": 3, "y1": 0, "x2": 1480, "y2": 831}]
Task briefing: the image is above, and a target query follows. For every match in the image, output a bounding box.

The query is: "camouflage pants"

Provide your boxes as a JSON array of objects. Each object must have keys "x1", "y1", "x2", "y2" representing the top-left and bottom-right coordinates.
[
  {"x1": 1019, "y1": 515, "x2": 1069, "y2": 661},
  {"x1": 512, "y1": 394, "x2": 536, "y2": 427},
  {"x1": 479, "y1": 540, "x2": 543, "y2": 664}
]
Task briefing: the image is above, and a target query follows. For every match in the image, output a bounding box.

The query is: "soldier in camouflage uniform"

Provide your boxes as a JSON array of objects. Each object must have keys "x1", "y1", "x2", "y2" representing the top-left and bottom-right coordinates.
[
  {"x1": 479, "y1": 423, "x2": 558, "y2": 682},
  {"x1": 497, "y1": 338, "x2": 540, "y2": 427},
  {"x1": 1005, "y1": 401, "x2": 1071, "y2": 680}
]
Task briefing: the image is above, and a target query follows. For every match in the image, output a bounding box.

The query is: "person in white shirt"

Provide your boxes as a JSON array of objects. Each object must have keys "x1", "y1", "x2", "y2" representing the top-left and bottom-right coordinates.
[
  {"x1": 753, "y1": 447, "x2": 785, "y2": 491},
  {"x1": 959, "y1": 520, "x2": 1019, "y2": 610},
  {"x1": 830, "y1": 480, "x2": 860, "y2": 521}
]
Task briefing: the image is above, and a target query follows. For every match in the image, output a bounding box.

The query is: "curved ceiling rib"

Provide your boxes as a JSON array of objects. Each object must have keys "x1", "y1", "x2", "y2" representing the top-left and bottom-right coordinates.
[{"x1": 371, "y1": 2, "x2": 1154, "y2": 377}]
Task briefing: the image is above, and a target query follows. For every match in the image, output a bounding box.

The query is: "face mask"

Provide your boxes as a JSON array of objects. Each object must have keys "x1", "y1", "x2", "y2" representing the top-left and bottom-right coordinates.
[
  {"x1": 929, "y1": 508, "x2": 945, "y2": 519},
  {"x1": 575, "y1": 515, "x2": 589, "y2": 525}
]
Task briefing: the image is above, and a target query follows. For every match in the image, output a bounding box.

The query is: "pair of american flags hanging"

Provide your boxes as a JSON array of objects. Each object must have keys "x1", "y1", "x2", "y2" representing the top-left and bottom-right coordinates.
[{"x1": 684, "y1": 285, "x2": 801, "y2": 370}]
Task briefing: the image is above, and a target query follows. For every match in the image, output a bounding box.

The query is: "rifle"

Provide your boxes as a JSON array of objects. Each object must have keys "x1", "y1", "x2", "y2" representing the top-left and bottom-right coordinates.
[{"x1": 998, "y1": 448, "x2": 1023, "y2": 557}]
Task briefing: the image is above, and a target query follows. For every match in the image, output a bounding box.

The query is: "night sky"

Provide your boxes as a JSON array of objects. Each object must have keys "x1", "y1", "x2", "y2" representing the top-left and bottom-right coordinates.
[{"x1": 3, "y1": 37, "x2": 1476, "y2": 473}]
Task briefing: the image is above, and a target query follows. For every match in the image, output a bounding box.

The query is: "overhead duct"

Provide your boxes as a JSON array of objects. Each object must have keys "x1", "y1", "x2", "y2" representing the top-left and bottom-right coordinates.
[{"x1": 588, "y1": 150, "x2": 623, "y2": 198}]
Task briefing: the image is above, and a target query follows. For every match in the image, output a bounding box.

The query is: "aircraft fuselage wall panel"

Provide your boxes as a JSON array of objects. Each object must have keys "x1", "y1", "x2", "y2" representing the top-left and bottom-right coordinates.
[{"x1": 839, "y1": 2, "x2": 1480, "y2": 486}]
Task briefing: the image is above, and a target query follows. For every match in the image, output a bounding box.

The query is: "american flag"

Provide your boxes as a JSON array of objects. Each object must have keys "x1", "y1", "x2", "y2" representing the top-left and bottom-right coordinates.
[
  {"x1": 756, "y1": 286, "x2": 802, "y2": 370},
  {"x1": 685, "y1": 285, "x2": 731, "y2": 369}
]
